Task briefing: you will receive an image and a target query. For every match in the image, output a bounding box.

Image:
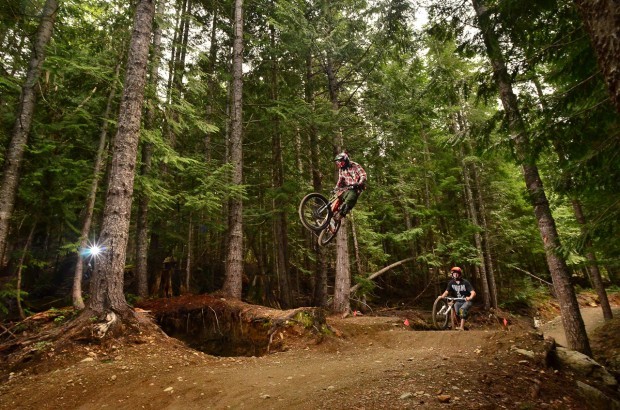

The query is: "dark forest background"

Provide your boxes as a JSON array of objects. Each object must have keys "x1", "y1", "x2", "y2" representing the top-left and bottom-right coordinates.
[{"x1": 0, "y1": 0, "x2": 618, "y2": 323}]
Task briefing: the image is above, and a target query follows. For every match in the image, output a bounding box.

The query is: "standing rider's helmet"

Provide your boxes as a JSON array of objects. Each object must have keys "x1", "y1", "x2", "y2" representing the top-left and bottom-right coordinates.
[
  {"x1": 450, "y1": 266, "x2": 462, "y2": 280},
  {"x1": 334, "y1": 152, "x2": 350, "y2": 169}
]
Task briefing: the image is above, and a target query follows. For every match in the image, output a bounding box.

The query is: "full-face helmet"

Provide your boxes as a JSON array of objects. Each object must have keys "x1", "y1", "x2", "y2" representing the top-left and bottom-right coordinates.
[
  {"x1": 450, "y1": 266, "x2": 462, "y2": 280},
  {"x1": 334, "y1": 152, "x2": 350, "y2": 169}
]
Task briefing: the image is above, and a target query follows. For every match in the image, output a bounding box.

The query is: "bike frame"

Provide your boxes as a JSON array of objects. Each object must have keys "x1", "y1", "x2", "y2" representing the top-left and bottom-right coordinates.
[
  {"x1": 316, "y1": 188, "x2": 346, "y2": 222},
  {"x1": 448, "y1": 297, "x2": 465, "y2": 328},
  {"x1": 434, "y1": 297, "x2": 465, "y2": 329}
]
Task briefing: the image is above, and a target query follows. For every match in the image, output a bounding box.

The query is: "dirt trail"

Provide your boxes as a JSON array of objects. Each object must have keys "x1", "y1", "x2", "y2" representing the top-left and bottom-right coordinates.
[
  {"x1": 539, "y1": 307, "x2": 620, "y2": 348},
  {"x1": 0, "y1": 313, "x2": 604, "y2": 410}
]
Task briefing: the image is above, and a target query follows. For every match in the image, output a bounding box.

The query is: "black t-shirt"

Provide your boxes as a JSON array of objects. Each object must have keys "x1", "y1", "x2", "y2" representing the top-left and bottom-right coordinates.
[{"x1": 445, "y1": 279, "x2": 474, "y2": 298}]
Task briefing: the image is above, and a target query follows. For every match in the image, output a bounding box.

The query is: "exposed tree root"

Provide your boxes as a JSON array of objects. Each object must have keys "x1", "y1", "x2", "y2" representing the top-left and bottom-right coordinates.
[
  {"x1": 138, "y1": 294, "x2": 331, "y2": 356},
  {"x1": 0, "y1": 305, "x2": 165, "y2": 377}
]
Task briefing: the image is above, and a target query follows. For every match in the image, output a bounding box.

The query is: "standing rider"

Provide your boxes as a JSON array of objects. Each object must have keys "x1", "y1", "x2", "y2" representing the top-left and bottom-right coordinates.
[
  {"x1": 333, "y1": 151, "x2": 367, "y2": 220},
  {"x1": 438, "y1": 266, "x2": 476, "y2": 330}
]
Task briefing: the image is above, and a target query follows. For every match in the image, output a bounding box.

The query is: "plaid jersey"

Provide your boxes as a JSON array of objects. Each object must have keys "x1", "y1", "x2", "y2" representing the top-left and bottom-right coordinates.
[{"x1": 336, "y1": 161, "x2": 367, "y2": 189}]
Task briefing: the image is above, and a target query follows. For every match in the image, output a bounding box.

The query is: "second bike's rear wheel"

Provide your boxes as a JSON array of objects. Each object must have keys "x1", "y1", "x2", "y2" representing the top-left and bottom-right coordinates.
[
  {"x1": 432, "y1": 298, "x2": 451, "y2": 330},
  {"x1": 318, "y1": 218, "x2": 341, "y2": 246},
  {"x1": 298, "y1": 193, "x2": 331, "y2": 231}
]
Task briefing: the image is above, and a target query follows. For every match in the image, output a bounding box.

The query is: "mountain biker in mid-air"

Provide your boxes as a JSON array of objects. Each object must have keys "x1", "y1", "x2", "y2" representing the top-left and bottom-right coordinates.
[{"x1": 332, "y1": 151, "x2": 367, "y2": 221}]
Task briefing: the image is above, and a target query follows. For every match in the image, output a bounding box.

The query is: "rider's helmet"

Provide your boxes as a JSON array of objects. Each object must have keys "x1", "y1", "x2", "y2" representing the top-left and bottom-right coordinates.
[
  {"x1": 334, "y1": 152, "x2": 350, "y2": 169},
  {"x1": 450, "y1": 266, "x2": 462, "y2": 280}
]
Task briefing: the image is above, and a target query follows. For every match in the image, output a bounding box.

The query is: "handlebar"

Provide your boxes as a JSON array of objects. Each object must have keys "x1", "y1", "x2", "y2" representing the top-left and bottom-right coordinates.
[{"x1": 332, "y1": 185, "x2": 357, "y2": 194}]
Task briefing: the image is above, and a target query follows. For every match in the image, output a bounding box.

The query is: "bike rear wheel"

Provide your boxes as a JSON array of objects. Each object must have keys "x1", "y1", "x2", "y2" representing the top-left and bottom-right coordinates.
[
  {"x1": 318, "y1": 218, "x2": 341, "y2": 246},
  {"x1": 298, "y1": 193, "x2": 331, "y2": 231},
  {"x1": 432, "y1": 298, "x2": 451, "y2": 330}
]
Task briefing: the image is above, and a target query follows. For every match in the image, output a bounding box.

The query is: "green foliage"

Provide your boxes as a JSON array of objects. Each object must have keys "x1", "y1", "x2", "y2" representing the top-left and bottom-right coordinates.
[
  {"x1": 0, "y1": 280, "x2": 24, "y2": 316},
  {"x1": 125, "y1": 293, "x2": 139, "y2": 306},
  {"x1": 500, "y1": 277, "x2": 552, "y2": 310},
  {"x1": 352, "y1": 275, "x2": 376, "y2": 296},
  {"x1": 0, "y1": 0, "x2": 617, "y2": 312}
]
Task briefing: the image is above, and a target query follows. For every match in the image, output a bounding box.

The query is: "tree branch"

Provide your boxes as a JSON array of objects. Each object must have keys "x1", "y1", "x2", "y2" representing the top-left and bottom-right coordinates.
[{"x1": 350, "y1": 257, "x2": 415, "y2": 293}]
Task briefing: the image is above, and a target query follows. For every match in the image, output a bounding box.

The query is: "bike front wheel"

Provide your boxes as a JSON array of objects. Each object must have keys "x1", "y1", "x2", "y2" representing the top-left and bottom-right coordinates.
[
  {"x1": 432, "y1": 298, "x2": 451, "y2": 330},
  {"x1": 318, "y1": 218, "x2": 341, "y2": 246},
  {"x1": 298, "y1": 193, "x2": 331, "y2": 232}
]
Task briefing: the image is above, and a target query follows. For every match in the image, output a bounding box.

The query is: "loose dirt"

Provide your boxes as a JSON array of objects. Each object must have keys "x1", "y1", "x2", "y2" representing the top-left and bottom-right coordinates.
[{"x1": 1, "y1": 298, "x2": 618, "y2": 409}]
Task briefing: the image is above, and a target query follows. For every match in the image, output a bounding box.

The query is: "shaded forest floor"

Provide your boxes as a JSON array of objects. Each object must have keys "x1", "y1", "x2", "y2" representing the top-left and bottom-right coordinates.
[{"x1": 0, "y1": 291, "x2": 619, "y2": 409}]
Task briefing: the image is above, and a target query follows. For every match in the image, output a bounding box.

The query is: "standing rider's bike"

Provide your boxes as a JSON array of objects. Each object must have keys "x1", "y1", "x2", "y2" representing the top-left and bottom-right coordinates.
[
  {"x1": 432, "y1": 296, "x2": 466, "y2": 330},
  {"x1": 298, "y1": 186, "x2": 354, "y2": 246}
]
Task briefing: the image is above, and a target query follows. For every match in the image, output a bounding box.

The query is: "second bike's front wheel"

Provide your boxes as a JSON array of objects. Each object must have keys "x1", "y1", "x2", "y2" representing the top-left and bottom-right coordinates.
[
  {"x1": 432, "y1": 298, "x2": 451, "y2": 330},
  {"x1": 318, "y1": 218, "x2": 341, "y2": 246},
  {"x1": 298, "y1": 193, "x2": 331, "y2": 232}
]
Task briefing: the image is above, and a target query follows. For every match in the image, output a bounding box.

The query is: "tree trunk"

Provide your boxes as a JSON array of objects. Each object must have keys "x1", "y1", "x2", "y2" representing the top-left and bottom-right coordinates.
[
  {"x1": 350, "y1": 216, "x2": 363, "y2": 278},
  {"x1": 571, "y1": 199, "x2": 613, "y2": 320},
  {"x1": 573, "y1": 0, "x2": 620, "y2": 113},
  {"x1": 166, "y1": 0, "x2": 183, "y2": 103},
  {"x1": 326, "y1": 53, "x2": 351, "y2": 314},
  {"x1": 16, "y1": 224, "x2": 36, "y2": 320},
  {"x1": 454, "y1": 112, "x2": 491, "y2": 310},
  {"x1": 472, "y1": 0, "x2": 591, "y2": 356},
  {"x1": 222, "y1": 0, "x2": 244, "y2": 299},
  {"x1": 88, "y1": 0, "x2": 155, "y2": 321},
  {"x1": 0, "y1": 0, "x2": 58, "y2": 267},
  {"x1": 469, "y1": 154, "x2": 498, "y2": 309},
  {"x1": 204, "y1": 2, "x2": 219, "y2": 161},
  {"x1": 73, "y1": 62, "x2": 120, "y2": 310},
  {"x1": 184, "y1": 217, "x2": 193, "y2": 293},
  {"x1": 135, "y1": 0, "x2": 165, "y2": 299},
  {"x1": 177, "y1": 0, "x2": 191, "y2": 93},
  {"x1": 304, "y1": 50, "x2": 328, "y2": 308},
  {"x1": 270, "y1": 21, "x2": 292, "y2": 308},
  {"x1": 460, "y1": 144, "x2": 491, "y2": 310}
]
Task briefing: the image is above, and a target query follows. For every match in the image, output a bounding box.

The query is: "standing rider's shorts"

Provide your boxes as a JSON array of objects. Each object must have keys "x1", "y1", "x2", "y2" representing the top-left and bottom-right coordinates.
[{"x1": 455, "y1": 300, "x2": 473, "y2": 318}]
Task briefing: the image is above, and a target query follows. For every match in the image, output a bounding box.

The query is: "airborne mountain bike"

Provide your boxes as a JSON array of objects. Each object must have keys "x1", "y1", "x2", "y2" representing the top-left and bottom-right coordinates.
[
  {"x1": 298, "y1": 187, "x2": 352, "y2": 246},
  {"x1": 431, "y1": 297, "x2": 466, "y2": 330}
]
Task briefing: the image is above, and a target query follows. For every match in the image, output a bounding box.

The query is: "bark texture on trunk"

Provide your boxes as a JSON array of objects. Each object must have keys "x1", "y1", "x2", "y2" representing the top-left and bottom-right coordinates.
[
  {"x1": 304, "y1": 51, "x2": 328, "y2": 308},
  {"x1": 0, "y1": 0, "x2": 58, "y2": 266},
  {"x1": 460, "y1": 145, "x2": 490, "y2": 310},
  {"x1": 204, "y1": 3, "x2": 219, "y2": 161},
  {"x1": 571, "y1": 199, "x2": 613, "y2": 321},
  {"x1": 73, "y1": 63, "x2": 120, "y2": 310},
  {"x1": 88, "y1": 0, "x2": 155, "y2": 316},
  {"x1": 471, "y1": 158, "x2": 498, "y2": 308},
  {"x1": 184, "y1": 218, "x2": 193, "y2": 293},
  {"x1": 574, "y1": 0, "x2": 620, "y2": 112},
  {"x1": 328, "y1": 70, "x2": 351, "y2": 313},
  {"x1": 17, "y1": 224, "x2": 36, "y2": 319},
  {"x1": 222, "y1": 0, "x2": 244, "y2": 299},
  {"x1": 136, "y1": 0, "x2": 165, "y2": 298},
  {"x1": 270, "y1": 23, "x2": 292, "y2": 308},
  {"x1": 472, "y1": 0, "x2": 591, "y2": 356}
]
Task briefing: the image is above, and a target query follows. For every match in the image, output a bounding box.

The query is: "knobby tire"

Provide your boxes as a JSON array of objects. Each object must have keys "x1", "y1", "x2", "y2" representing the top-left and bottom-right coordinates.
[
  {"x1": 318, "y1": 218, "x2": 341, "y2": 246},
  {"x1": 432, "y1": 298, "x2": 451, "y2": 330},
  {"x1": 298, "y1": 193, "x2": 331, "y2": 232}
]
